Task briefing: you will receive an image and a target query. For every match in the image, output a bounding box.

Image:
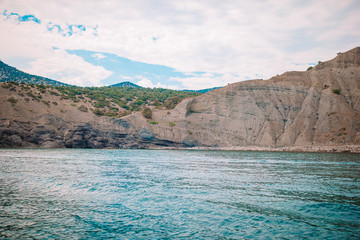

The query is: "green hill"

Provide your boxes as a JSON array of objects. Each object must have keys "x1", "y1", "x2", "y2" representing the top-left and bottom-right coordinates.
[
  {"x1": 0, "y1": 60, "x2": 70, "y2": 86},
  {"x1": 110, "y1": 81, "x2": 141, "y2": 88},
  {"x1": 0, "y1": 60, "x2": 202, "y2": 116}
]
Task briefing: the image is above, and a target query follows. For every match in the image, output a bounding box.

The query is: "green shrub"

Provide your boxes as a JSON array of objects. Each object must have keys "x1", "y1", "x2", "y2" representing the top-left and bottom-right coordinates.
[
  {"x1": 148, "y1": 121, "x2": 158, "y2": 125},
  {"x1": 41, "y1": 100, "x2": 50, "y2": 106},
  {"x1": 332, "y1": 89, "x2": 341, "y2": 95},
  {"x1": 104, "y1": 111, "x2": 118, "y2": 117},
  {"x1": 7, "y1": 97, "x2": 18, "y2": 104},
  {"x1": 26, "y1": 91, "x2": 38, "y2": 100},
  {"x1": 77, "y1": 105, "x2": 88, "y2": 112},
  {"x1": 49, "y1": 90, "x2": 60, "y2": 96},
  {"x1": 70, "y1": 103, "x2": 77, "y2": 107},
  {"x1": 306, "y1": 66, "x2": 313, "y2": 71},
  {"x1": 169, "y1": 122, "x2": 176, "y2": 127},
  {"x1": 163, "y1": 96, "x2": 182, "y2": 109},
  {"x1": 142, "y1": 107, "x2": 152, "y2": 119},
  {"x1": 92, "y1": 108, "x2": 104, "y2": 116}
]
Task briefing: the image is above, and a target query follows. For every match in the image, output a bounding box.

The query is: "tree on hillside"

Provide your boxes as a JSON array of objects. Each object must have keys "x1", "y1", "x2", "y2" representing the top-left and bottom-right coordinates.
[{"x1": 142, "y1": 107, "x2": 152, "y2": 119}]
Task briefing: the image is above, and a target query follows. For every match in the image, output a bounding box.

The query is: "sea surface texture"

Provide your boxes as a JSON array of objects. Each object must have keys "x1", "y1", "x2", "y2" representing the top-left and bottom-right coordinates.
[{"x1": 0, "y1": 149, "x2": 359, "y2": 239}]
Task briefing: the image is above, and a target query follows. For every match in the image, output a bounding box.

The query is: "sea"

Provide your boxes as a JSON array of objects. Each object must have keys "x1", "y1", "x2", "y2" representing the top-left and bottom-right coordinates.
[{"x1": 0, "y1": 149, "x2": 359, "y2": 239}]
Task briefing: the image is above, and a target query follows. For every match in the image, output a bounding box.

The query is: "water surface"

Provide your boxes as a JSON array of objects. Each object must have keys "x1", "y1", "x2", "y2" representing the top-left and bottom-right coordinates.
[{"x1": 0, "y1": 149, "x2": 359, "y2": 239}]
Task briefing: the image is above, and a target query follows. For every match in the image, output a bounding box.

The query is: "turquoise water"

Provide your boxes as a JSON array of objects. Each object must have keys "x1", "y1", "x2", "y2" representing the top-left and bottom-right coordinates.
[{"x1": 0, "y1": 149, "x2": 359, "y2": 239}]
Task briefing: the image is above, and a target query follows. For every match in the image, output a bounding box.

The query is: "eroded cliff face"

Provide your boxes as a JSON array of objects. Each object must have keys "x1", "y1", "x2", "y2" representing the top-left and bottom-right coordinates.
[
  {"x1": 126, "y1": 47, "x2": 360, "y2": 148},
  {"x1": 1, "y1": 47, "x2": 359, "y2": 149}
]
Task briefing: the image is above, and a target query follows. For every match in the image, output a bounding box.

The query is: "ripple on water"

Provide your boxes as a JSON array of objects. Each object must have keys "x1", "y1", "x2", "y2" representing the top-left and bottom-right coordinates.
[{"x1": 0, "y1": 149, "x2": 359, "y2": 239}]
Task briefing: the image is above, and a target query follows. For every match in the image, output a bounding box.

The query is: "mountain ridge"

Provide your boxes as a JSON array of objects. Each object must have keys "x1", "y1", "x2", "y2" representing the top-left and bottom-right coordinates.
[
  {"x1": 0, "y1": 60, "x2": 71, "y2": 87},
  {"x1": 109, "y1": 81, "x2": 141, "y2": 88},
  {"x1": 0, "y1": 60, "x2": 223, "y2": 92}
]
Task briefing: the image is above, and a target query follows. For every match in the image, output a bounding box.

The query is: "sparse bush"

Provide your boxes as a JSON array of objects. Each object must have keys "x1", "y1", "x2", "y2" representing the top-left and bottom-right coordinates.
[
  {"x1": 306, "y1": 66, "x2": 313, "y2": 71},
  {"x1": 41, "y1": 100, "x2": 50, "y2": 106},
  {"x1": 92, "y1": 108, "x2": 104, "y2": 116},
  {"x1": 169, "y1": 122, "x2": 176, "y2": 127},
  {"x1": 148, "y1": 121, "x2": 158, "y2": 125},
  {"x1": 52, "y1": 101, "x2": 58, "y2": 105},
  {"x1": 164, "y1": 96, "x2": 182, "y2": 109},
  {"x1": 142, "y1": 107, "x2": 152, "y2": 119},
  {"x1": 118, "y1": 110, "x2": 131, "y2": 117},
  {"x1": 7, "y1": 97, "x2": 18, "y2": 104},
  {"x1": 104, "y1": 111, "x2": 118, "y2": 117},
  {"x1": 49, "y1": 90, "x2": 60, "y2": 96},
  {"x1": 70, "y1": 103, "x2": 77, "y2": 107},
  {"x1": 77, "y1": 105, "x2": 88, "y2": 112},
  {"x1": 332, "y1": 89, "x2": 341, "y2": 95}
]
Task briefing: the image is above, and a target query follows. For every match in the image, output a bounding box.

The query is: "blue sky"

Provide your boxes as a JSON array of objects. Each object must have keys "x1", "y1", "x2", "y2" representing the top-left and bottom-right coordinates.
[
  {"x1": 1, "y1": 1, "x2": 359, "y2": 89},
  {"x1": 66, "y1": 49, "x2": 194, "y2": 88}
]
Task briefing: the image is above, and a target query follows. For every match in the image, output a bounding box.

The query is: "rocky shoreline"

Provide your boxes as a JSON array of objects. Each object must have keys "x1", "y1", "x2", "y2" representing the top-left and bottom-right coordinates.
[
  {"x1": 152, "y1": 145, "x2": 360, "y2": 153},
  {"x1": 2, "y1": 143, "x2": 360, "y2": 153}
]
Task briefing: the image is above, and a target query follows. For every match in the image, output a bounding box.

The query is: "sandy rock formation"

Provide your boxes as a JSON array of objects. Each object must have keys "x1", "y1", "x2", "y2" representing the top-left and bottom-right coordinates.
[{"x1": 127, "y1": 47, "x2": 360, "y2": 148}]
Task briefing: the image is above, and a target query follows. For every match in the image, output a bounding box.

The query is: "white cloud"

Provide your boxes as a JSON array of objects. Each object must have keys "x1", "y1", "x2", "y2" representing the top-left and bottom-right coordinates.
[
  {"x1": 137, "y1": 78, "x2": 179, "y2": 89},
  {"x1": 25, "y1": 49, "x2": 112, "y2": 87},
  {"x1": 92, "y1": 53, "x2": 106, "y2": 60},
  {"x1": 1, "y1": 0, "x2": 359, "y2": 89},
  {"x1": 170, "y1": 73, "x2": 241, "y2": 90}
]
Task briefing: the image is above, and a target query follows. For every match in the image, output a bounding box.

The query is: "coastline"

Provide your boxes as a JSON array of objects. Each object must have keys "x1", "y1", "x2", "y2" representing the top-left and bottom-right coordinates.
[
  {"x1": 1, "y1": 145, "x2": 359, "y2": 153},
  {"x1": 152, "y1": 145, "x2": 360, "y2": 153}
]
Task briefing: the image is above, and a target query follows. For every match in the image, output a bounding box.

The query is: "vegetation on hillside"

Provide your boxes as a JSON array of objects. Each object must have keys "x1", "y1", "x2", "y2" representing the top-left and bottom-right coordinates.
[
  {"x1": 2, "y1": 80, "x2": 201, "y2": 118},
  {"x1": 0, "y1": 60, "x2": 206, "y2": 118},
  {"x1": 0, "y1": 61, "x2": 70, "y2": 86}
]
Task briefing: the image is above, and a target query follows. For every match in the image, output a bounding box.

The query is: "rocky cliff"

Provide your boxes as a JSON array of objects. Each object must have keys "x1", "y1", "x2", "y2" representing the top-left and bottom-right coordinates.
[
  {"x1": 125, "y1": 47, "x2": 360, "y2": 149},
  {"x1": 1, "y1": 47, "x2": 359, "y2": 151}
]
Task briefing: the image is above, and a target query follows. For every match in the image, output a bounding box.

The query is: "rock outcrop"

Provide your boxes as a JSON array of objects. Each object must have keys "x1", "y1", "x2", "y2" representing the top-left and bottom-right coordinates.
[
  {"x1": 0, "y1": 47, "x2": 359, "y2": 151},
  {"x1": 125, "y1": 47, "x2": 360, "y2": 149}
]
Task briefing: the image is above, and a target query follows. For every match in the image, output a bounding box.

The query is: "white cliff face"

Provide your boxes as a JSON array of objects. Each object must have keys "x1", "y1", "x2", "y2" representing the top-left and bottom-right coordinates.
[{"x1": 129, "y1": 47, "x2": 360, "y2": 147}]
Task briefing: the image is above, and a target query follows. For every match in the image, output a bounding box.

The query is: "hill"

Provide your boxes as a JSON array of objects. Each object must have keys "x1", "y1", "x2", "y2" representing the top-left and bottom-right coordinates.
[
  {"x1": 0, "y1": 60, "x2": 70, "y2": 86},
  {"x1": 0, "y1": 47, "x2": 359, "y2": 152},
  {"x1": 109, "y1": 81, "x2": 141, "y2": 88},
  {"x1": 184, "y1": 86, "x2": 221, "y2": 93},
  {"x1": 131, "y1": 47, "x2": 359, "y2": 150}
]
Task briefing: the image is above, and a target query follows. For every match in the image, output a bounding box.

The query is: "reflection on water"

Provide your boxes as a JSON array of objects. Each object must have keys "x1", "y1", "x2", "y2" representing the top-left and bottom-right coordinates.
[{"x1": 0, "y1": 149, "x2": 359, "y2": 239}]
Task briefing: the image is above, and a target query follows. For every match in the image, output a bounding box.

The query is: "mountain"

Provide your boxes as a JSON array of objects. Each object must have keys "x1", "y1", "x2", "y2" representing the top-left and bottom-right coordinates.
[
  {"x1": 124, "y1": 47, "x2": 360, "y2": 151},
  {"x1": 109, "y1": 81, "x2": 141, "y2": 88},
  {"x1": 184, "y1": 86, "x2": 221, "y2": 93},
  {"x1": 0, "y1": 60, "x2": 70, "y2": 86},
  {"x1": 109, "y1": 81, "x2": 219, "y2": 92},
  {"x1": 0, "y1": 47, "x2": 359, "y2": 152}
]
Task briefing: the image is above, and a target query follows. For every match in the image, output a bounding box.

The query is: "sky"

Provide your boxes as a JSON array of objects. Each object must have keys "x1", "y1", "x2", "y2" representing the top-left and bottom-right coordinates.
[{"x1": 1, "y1": 0, "x2": 359, "y2": 90}]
